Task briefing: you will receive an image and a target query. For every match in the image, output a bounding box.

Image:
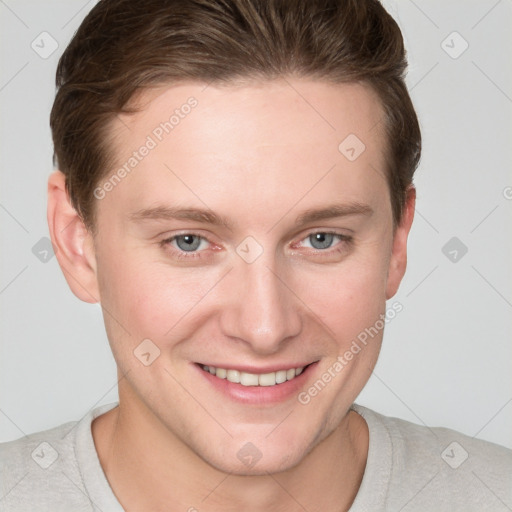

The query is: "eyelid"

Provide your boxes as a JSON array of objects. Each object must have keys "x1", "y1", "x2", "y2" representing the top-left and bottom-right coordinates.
[
  {"x1": 159, "y1": 232, "x2": 214, "y2": 253},
  {"x1": 291, "y1": 230, "x2": 352, "y2": 250},
  {"x1": 160, "y1": 229, "x2": 352, "y2": 259}
]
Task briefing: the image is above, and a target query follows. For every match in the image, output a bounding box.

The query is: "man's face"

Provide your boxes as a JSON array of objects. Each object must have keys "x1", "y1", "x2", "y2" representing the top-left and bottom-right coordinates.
[{"x1": 87, "y1": 79, "x2": 407, "y2": 474}]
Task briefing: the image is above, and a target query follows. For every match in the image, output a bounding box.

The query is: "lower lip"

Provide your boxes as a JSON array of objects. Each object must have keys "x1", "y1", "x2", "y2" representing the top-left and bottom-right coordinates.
[{"x1": 194, "y1": 362, "x2": 318, "y2": 405}]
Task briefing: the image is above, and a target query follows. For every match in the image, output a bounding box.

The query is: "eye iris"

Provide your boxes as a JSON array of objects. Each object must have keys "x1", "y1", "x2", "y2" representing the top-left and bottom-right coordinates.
[
  {"x1": 310, "y1": 233, "x2": 334, "y2": 250},
  {"x1": 176, "y1": 235, "x2": 201, "y2": 252}
]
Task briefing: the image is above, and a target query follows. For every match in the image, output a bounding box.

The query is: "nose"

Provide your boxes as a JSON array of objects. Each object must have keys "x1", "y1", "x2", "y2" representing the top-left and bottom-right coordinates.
[{"x1": 219, "y1": 254, "x2": 303, "y2": 355}]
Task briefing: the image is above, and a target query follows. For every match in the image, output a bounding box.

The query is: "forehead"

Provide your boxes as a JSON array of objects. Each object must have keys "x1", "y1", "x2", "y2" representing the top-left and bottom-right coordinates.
[
  {"x1": 116, "y1": 78, "x2": 384, "y2": 146},
  {"x1": 98, "y1": 79, "x2": 388, "y2": 230}
]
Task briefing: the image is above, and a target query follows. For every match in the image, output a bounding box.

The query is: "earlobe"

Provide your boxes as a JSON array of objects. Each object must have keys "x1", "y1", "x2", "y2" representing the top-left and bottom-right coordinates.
[
  {"x1": 47, "y1": 170, "x2": 100, "y2": 304},
  {"x1": 385, "y1": 186, "x2": 416, "y2": 300}
]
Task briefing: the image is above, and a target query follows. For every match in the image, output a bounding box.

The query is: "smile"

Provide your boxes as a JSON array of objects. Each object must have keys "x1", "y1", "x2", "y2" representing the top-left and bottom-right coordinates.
[{"x1": 200, "y1": 364, "x2": 306, "y2": 387}]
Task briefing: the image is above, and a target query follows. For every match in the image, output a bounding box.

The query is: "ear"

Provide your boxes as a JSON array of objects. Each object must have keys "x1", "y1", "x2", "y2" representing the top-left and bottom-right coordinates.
[
  {"x1": 47, "y1": 170, "x2": 100, "y2": 304},
  {"x1": 385, "y1": 186, "x2": 416, "y2": 299}
]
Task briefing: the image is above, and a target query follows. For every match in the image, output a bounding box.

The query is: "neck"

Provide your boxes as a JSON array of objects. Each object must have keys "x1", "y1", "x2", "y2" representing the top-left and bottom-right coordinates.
[{"x1": 92, "y1": 388, "x2": 368, "y2": 512}]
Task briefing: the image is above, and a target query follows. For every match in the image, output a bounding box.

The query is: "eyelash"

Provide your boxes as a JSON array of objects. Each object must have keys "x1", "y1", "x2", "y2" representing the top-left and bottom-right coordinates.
[{"x1": 159, "y1": 231, "x2": 353, "y2": 261}]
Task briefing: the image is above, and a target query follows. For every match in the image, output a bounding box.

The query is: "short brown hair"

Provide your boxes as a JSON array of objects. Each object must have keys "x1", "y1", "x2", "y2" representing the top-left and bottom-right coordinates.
[{"x1": 50, "y1": 0, "x2": 421, "y2": 235}]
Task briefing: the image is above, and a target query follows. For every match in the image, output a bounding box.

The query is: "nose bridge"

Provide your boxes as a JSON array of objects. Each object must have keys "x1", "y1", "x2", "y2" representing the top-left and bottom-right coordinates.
[{"x1": 220, "y1": 250, "x2": 302, "y2": 353}]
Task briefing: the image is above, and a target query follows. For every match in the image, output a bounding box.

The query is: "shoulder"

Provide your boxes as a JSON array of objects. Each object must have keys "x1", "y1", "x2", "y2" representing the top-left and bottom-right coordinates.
[
  {"x1": 386, "y1": 409, "x2": 511, "y2": 472},
  {"x1": 0, "y1": 418, "x2": 76, "y2": 465},
  {"x1": 352, "y1": 404, "x2": 512, "y2": 512},
  {"x1": 0, "y1": 404, "x2": 117, "y2": 512},
  {"x1": 0, "y1": 420, "x2": 89, "y2": 511}
]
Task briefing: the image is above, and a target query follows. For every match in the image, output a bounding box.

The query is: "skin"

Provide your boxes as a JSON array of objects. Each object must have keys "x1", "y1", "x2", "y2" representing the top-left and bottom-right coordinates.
[{"x1": 47, "y1": 78, "x2": 415, "y2": 512}]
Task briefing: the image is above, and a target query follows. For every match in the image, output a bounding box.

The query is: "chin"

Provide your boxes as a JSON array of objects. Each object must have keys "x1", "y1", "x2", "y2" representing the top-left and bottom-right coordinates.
[
  {"x1": 207, "y1": 451, "x2": 302, "y2": 477},
  {"x1": 195, "y1": 433, "x2": 314, "y2": 476}
]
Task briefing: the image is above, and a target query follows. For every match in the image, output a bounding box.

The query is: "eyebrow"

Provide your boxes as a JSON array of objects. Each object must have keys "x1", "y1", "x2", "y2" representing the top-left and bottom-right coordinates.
[
  {"x1": 127, "y1": 201, "x2": 373, "y2": 230},
  {"x1": 127, "y1": 206, "x2": 235, "y2": 230},
  {"x1": 294, "y1": 202, "x2": 373, "y2": 225}
]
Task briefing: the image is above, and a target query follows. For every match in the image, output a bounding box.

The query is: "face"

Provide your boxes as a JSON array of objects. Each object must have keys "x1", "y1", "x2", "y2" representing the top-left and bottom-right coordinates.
[{"x1": 54, "y1": 79, "x2": 413, "y2": 475}]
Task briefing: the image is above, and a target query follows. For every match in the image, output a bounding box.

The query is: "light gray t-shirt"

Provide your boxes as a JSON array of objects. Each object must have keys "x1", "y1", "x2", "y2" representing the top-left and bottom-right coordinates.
[{"x1": 1, "y1": 402, "x2": 511, "y2": 511}]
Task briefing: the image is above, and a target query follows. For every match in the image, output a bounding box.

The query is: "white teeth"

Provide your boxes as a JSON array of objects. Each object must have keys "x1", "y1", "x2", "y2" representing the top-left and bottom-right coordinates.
[
  {"x1": 240, "y1": 372, "x2": 259, "y2": 386},
  {"x1": 258, "y1": 372, "x2": 276, "y2": 386},
  {"x1": 275, "y1": 370, "x2": 287, "y2": 384},
  {"x1": 226, "y1": 369, "x2": 240, "y2": 383},
  {"x1": 202, "y1": 364, "x2": 306, "y2": 386}
]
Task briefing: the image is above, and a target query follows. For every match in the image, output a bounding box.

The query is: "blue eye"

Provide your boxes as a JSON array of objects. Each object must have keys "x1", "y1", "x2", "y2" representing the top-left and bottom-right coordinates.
[
  {"x1": 308, "y1": 232, "x2": 336, "y2": 250},
  {"x1": 301, "y1": 231, "x2": 351, "y2": 251},
  {"x1": 173, "y1": 234, "x2": 203, "y2": 252},
  {"x1": 160, "y1": 230, "x2": 352, "y2": 261},
  {"x1": 160, "y1": 234, "x2": 210, "y2": 260}
]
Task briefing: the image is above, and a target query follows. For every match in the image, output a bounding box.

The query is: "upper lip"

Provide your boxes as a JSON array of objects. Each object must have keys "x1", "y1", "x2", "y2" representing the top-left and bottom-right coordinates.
[{"x1": 196, "y1": 361, "x2": 317, "y2": 374}]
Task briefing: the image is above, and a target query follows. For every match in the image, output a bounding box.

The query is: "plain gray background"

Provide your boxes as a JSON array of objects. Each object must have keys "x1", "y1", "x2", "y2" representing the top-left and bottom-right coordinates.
[{"x1": 1, "y1": 0, "x2": 511, "y2": 449}]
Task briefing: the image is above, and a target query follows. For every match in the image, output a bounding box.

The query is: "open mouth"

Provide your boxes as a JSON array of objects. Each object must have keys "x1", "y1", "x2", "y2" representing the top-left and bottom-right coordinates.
[{"x1": 198, "y1": 363, "x2": 314, "y2": 387}]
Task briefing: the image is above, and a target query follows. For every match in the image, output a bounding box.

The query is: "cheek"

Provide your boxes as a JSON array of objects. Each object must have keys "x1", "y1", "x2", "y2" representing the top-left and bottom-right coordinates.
[
  {"x1": 95, "y1": 246, "x2": 164, "y2": 342},
  {"x1": 98, "y1": 249, "x2": 221, "y2": 343},
  {"x1": 303, "y1": 254, "x2": 389, "y2": 340}
]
